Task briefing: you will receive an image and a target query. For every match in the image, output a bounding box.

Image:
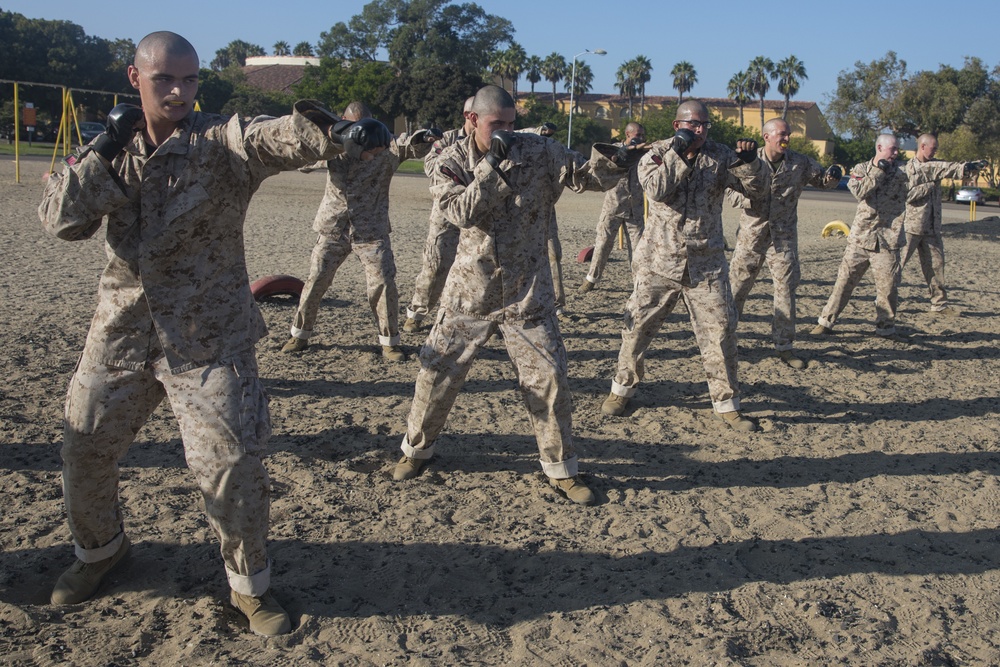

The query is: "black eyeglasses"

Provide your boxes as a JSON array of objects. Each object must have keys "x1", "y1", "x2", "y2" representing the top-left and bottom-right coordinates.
[{"x1": 679, "y1": 120, "x2": 711, "y2": 129}]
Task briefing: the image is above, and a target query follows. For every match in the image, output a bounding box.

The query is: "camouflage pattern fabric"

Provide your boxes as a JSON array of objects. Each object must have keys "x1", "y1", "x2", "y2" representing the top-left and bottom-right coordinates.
[{"x1": 586, "y1": 141, "x2": 645, "y2": 284}]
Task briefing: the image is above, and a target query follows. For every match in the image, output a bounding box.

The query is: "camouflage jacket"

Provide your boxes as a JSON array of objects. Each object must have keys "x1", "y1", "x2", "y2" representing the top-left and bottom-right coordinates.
[
  {"x1": 847, "y1": 160, "x2": 910, "y2": 251},
  {"x1": 306, "y1": 130, "x2": 433, "y2": 241},
  {"x1": 600, "y1": 141, "x2": 644, "y2": 222},
  {"x1": 423, "y1": 128, "x2": 466, "y2": 225},
  {"x1": 635, "y1": 139, "x2": 765, "y2": 284},
  {"x1": 903, "y1": 158, "x2": 965, "y2": 236},
  {"x1": 729, "y1": 148, "x2": 835, "y2": 252},
  {"x1": 39, "y1": 104, "x2": 343, "y2": 373},
  {"x1": 430, "y1": 133, "x2": 621, "y2": 321}
]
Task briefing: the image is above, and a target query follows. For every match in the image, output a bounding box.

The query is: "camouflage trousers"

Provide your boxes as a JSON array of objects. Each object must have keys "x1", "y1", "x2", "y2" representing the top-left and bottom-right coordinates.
[
  {"x1": 902, "y1": 232, "x2": 948, "y2": 310},
  {"x1": 61, "y1": 346, "x2": 273, "y2": 596},
  {"x1": 291, "y1": 231, "x2": 400, "y2": 346},
  {"x1": 400, "y1": 309, "x2": 578, "y2": 478},
  {"x1": 407, "y1": 215, "x2": 459, "y2": 323},
  {"x1": 548, "y1": 214, "x2": 565, "y2": 310},
  {"x1": 586, "y1": 214, "x2": 644, "y2": 284},
  {"x1": 611, "y1": 270, "x2": 741, "y2": 412},
  {"x1": 730, "y1": 234, "x2": 800, "y2": 351},
  {"x1": 817, "y1": 241, "x2": 901, "y2": 335}
]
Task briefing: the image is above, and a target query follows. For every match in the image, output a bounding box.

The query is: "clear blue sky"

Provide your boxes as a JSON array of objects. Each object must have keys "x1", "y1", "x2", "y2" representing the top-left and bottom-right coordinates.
[{"x1": 6, "y1": 0, "x2": 1000, "y2": 109}]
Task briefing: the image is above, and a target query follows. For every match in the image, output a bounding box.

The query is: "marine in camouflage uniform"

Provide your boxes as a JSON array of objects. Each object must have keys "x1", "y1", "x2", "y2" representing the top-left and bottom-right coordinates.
[
  {"x1": 37, "y1": 31, "x2": 390, "y2": 635},
  {"x1": 813, "y1": 134, "x2": 908, "y2": 337},
  {"x1": 393, "y1": 86, "x2": 624, "y2": 504},
  {"x1": 601, "y1": 101, "x2": 764, "y2": 431},
  {"x1": 404, "y1": 98, "x2": 475, "y2": 333},
  {"x1": 581, "y1": 122, "x2": 646, "y2": 291},
  {"x1": 727, "y1": 118, "x2": 840, "y2": 368},
  {"x1": 283, "y1": 103, "x2": 436, "y2": 359},
  {"x1": 902, "y1": 133, "x2": 984, "y2": 315}
]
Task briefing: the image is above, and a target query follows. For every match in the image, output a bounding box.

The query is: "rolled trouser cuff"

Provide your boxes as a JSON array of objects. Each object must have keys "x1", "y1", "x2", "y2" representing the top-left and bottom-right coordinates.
[
  {"x1": 226, "y1": 563, "x2": 270, "y2": 597},
  {"x1": 713, "y1": 398, "x2": 740, "y2": 413},
  {"x1": 74, "y1": 530, "x2": 125, "y2": 563},
  {"x1": 817, "y1": 317, "x2": 834, "y2": 329},
  {"x1": 584, "y1": 275, "x2": 597, "y2": 284},
  {"x1": 541, "y1": 456, "x2": 578, "y2": 479},
  {"x1": 610, "y1": 380, "x2": 636, "y2": 398},
  {"x1": 400, "y1": 435, "x2": 435, "y2": 460},
  {"x1": 289, "y1": 326, "x2": 311, "y2": 340},
  {"x1": 379, "y1": 334, "x2": 400, "y2": 346},
  {"x1": 875, "y1": 325, "x2": 896, "y2": 336},
  {"x1": 405, "y1": 308, "x2": 424, "y2": 321}
]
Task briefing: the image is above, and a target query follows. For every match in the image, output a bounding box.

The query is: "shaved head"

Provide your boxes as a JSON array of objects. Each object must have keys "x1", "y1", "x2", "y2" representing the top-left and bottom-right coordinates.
[
  {"x1": 762, "y1": 118, "x2": 789, "y2": 136},
  {"x1": 463, "y1": 96, "x2": 475, "y2": 114},
  {"x1": 134, "y1": 31, "x2": 198, "y2": 68},
  {"x1": 676, "y1": 100, "x2": 709, "y2": 121},
  {"x1": 875, "y1": 133, "x2": 898, "y2": 150},
  {"x1": 918, "y1": 133, "x2": 937, "y2": 146},
  {"x1": 915, "y1": 132, "x2": 939, "y2": 161},
  {"x1": 471, "y1": 85, "x2": 515, "y2": 116},
  {"x1": 343, "y1": 101, "x2": 372, "y2": 121}
]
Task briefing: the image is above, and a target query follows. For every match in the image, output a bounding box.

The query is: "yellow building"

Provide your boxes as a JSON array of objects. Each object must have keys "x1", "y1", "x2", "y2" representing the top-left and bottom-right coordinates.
[{"x1": 524, "y1": 92, "x2": 835, "y2": 157}]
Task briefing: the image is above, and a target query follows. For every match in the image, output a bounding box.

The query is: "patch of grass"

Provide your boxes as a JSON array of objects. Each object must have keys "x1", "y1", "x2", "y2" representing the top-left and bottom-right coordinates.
[
  {"x1": 0, "y1": 142, "x2": 76, "y2": 158},
  {"x1": 397, "y1": 160, "x2": 427, "y2": 175}
]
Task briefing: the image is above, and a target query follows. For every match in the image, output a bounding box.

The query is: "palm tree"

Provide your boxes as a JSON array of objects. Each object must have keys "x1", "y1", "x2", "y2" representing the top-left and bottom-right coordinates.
[
  {"x1": 293, "y1": 41, "x2": 314, "y2": 57},
  {"x1": 774, "y1": 55, "x2": 808, "y2": 120},
  {"x1": 632, "y1": 55, "x2": 652, "y2": 117},
  {"x1": 504, "y1": 42, "x2": 527, "y2": 98},
  {"x1": 488, "y1": 50, "x2": 508, "y2": 91},
  {"x1": 747, "y1": 56, "x2": 774, "y2": 131},
  {"x1": 273, "y1": 41, "x2": 291, "y2": 57},
  {"x1": 616, "y1": 61, "x2": 636, "y2": 118},
  {"x1": 565, "y1": 61, "x2": 594, "y2": 111},
  {"x1": 541, "y1": 52, "x2": 567, "y2": 108},
  {"x1": 671, "y1": 61, "x2": 697, "y2": 103},
  {"x1": 525, "y1": 55, "x2": 543, "y2": 94},
  {"x1": 727, "y1": 70, "x2": 751, "y2": 127}
]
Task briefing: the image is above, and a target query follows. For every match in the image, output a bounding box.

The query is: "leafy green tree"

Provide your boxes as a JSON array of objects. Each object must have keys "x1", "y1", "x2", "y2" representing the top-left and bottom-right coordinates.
[
  {"x1": 774, "y1": 55, "x2": 807, "y2": 119},
  {"x1": 503, "y1": 42, "x2": 527, "y2": 97},
  {"x1": 670, "y1": 61, "x2": 697, "y2": 103},
  {"x1": 378, "y1": 63, "x2": 484, "y2": 130},
  {"x1": 727, "y1": 70, "x2": 751, "y2": 127},
  {"x1": 832, "y1": 134, "x2": 874, "y2": 169},
  {"x1": 825, "y1": 51, "x2": 908, "y2": 142},
  {"x1": 747, "y1": 55, "x2": 774, "y2": 132},
  {"x1": 896, "y1": 69, "x2": 962, "y2": 136},
  {"x1": 273, "y1": 41, "x2": 291, "y2": 56},
  {"x1": 210, "y1": 40, "x2": 265, "y2": 70},
  {"x1": 541, "y1": 53, "x2": 566, "y2": 107},
  {"x1": 196, "y1": 68, "x2": 236, "y2": 114},
  {"x1": 295, "y1": 60, "x2": 396, "y2": 118}
]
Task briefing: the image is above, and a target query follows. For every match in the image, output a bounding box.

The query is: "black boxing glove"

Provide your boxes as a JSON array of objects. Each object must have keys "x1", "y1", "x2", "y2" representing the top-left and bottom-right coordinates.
[
  {"x1": 541, "y1": 122, "x2": 557, "y2": 137},
  {"x1": 485, "y1": 130, "x2": 517, "y2": 170},
  {"x1": 735, "y1": 139, "x2": 758, "y2": 164},
  {"x1": 92, "y1": 104, "x2": 143, "y2": 162},
  {"x1": 612, "y1": 138, "x2": 648, "y2": 168},
  {"x1": 826, "y1": 164, "x2": 843, "y2": 180},
  {"x1": 966, "y1": 159, "x2": 989, "y2": 172},
  {"x1": 333, "y1": 117, "x2": 393, "y2": 160},
  {"x1": 672, "y1": 128, "x2": 696, "y2": 154},
  {"x1": 421, "y1": 127, "x2": 444, "y2": 143}
]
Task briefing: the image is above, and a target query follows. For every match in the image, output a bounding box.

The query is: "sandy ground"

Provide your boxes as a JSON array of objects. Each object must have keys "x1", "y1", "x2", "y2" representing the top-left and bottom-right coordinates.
[{"x1": 2, "y1": 153, "x2": 1000, "y2": 666}]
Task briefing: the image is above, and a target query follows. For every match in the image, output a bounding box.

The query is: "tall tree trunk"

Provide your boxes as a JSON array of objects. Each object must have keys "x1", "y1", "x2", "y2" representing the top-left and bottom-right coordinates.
[
  {"x1": 552, "y1": 81, "x2": 557, "y2": 107},
  {"x1": 759, "y1": 97, "x2": 765, "y2": 132},
  {"x1": 739, "y1": 104, "x2": 744, "y2": 127},
  {"x1": 781, "y1": 94, "x2": 789, "y2": 120}
]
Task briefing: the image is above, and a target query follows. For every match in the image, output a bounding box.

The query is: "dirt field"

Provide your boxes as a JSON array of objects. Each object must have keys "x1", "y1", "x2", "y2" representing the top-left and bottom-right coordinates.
[{"x1": 2, "y1": 153, "x2": 1000, "y2": 666}]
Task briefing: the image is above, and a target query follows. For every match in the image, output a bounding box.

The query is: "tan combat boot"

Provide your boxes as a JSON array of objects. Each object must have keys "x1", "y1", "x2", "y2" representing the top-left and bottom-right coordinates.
[
  {"x1": 51, "y1": 535, "x2": 131, "y2": 605},
  {"x1": 231, "y1": 589, "x2": 292, "y2": 636}
]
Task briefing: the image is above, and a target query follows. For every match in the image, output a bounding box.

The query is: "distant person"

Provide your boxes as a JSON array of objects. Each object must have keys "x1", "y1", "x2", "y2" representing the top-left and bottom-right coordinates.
[
  {"x1": 727, "y1": 118, "x2": 841, "y2": 369},
  {"x1": 393, "y1": 86, "x2": 628, "y2": 504},
  {"x1": 403, "y1": 96, "x2": 476, "y2": 334},
  {"x1": 902, "y1": 133, "x2": 987, "y2": 316},
  {"x1": 38, "y1": 30, "x2": 390, "y2": 636},
  {"x1": 580, "y1": 122, "x2": 646, "y2": 293},
  {"x1": 600, "y1": 101, "x2": 764, "y2": 432},
  {"x1": 812, "y1": 134, "x2": 908, "y2": 340},
  {"x1": 281, "y1": 102, "x2": 440, "y2": 360}
]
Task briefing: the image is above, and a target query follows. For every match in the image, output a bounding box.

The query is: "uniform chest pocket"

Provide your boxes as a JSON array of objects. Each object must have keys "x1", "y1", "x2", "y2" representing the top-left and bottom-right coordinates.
[{"x1": 163, "y1": 181, "x2": 211, "y2": 224}]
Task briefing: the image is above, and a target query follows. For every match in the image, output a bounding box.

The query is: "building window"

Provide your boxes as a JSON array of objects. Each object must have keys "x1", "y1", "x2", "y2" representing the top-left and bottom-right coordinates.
[{"x1": 594, "y1": 106, "x2": 608, "y2": 120}]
